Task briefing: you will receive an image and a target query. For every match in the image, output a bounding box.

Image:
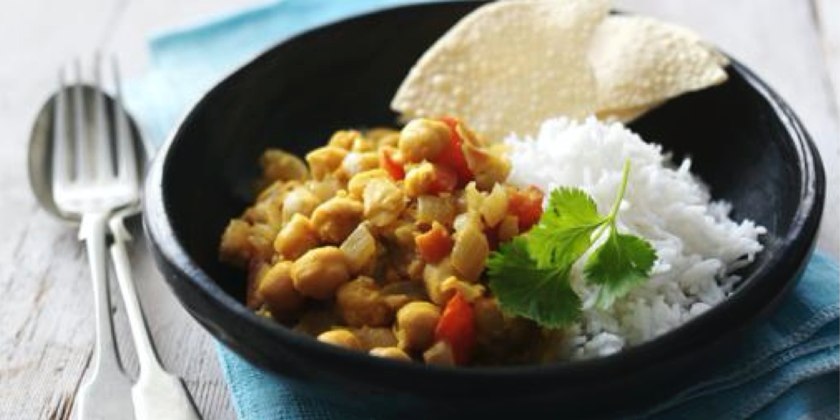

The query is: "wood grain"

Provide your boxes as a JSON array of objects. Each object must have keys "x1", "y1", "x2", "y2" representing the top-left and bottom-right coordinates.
[
  {"x1": 0, "y1": 1, "x2": 837, "y2": 419},
  {"x1": 813, "y1": 0, "x2": 840, "y2": 261},
  {"x1": 0, "y1": 1, "x2": 251, "y2": 418}
]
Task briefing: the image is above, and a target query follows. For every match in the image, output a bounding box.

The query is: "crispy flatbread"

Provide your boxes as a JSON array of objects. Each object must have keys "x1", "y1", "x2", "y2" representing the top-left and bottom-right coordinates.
[
  {"x1": 391, "y1": 0, "x2": 609, "y2": 141},
  {"x1": 590, "y1": 15, "x2": 728, "y2": 117}
]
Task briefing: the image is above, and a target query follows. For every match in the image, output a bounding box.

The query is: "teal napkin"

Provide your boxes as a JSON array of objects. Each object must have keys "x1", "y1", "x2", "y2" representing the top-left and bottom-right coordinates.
[{"x1": 125, "y1": 1, "x2": 840, "y2": 418}]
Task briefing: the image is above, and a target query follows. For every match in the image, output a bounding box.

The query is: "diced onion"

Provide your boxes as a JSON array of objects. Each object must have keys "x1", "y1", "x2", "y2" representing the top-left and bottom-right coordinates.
[
  {"x1": 480, "y1": 184, "x2": 508, "y2": 227},
  {"x1": 417, "y1": 195, "x2": 456, "y2": 226},
  {"x1": 450, "y1": 223, "x2": 489, "y2": 282},
  {"x1": 464, "y1": 182, "x2": 484, "y2": 212},
  {"x1": 340, "y1": 223, "x2": 377, "y2": 274}
]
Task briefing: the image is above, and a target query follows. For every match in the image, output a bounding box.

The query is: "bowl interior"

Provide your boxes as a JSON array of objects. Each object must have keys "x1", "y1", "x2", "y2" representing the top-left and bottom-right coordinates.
[{"x1": 161, "y1": 2, "x2": 803, "y2": 303}]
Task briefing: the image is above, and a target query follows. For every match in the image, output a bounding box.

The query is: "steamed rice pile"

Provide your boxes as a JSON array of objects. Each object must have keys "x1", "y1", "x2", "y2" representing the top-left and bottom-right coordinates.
[{"x1": 505, "y1": 117, "x2": 766, "y2": 360}]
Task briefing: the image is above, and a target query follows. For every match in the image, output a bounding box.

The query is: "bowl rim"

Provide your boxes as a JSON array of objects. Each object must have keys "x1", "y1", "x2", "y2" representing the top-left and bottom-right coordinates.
[{"x1": 143, "y1": 0, "x2": 826, "y2": 380}]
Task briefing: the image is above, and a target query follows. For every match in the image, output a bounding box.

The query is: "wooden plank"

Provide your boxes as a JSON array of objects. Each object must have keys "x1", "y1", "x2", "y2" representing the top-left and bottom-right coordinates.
[
  {"x1": 814, "y1": 0, "x2": 840, "y2": 115},
  {"x1": 813, "y1": 0, "x2": 840, "y2": 260},
  {"x1": 0, "y1": 0, "x2": 120, "y2": 416},
  {"x1": 0, "y1": 0, "x2": 256, "y2": 418}
]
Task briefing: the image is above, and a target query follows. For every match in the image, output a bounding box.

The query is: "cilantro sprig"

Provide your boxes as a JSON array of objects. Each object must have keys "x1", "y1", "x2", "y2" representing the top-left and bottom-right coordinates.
[{"x1": 487, "y1": 161, "x2": 657, "y2": 328}]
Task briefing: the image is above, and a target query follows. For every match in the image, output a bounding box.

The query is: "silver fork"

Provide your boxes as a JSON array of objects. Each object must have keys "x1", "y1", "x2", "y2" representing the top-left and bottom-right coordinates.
[
  {"x1": 54, "y1": 57, "x2": 136, "y2": 420},
  {"x1": 53, "y1": 56, "x2": 199, "y2": 420}
]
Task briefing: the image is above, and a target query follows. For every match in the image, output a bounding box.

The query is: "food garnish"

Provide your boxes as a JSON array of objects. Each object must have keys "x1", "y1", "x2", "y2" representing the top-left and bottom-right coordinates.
[
  {"x1": 487, "y1": 160, "x2": 657, "y2": 327},
  {"x1": 589, "y1": 15, "x2": 729, "y2": 121},
  {"x1": 392, "y1": 0, "x2": 606, "y2": 141},
  {"x1": 391, "y1": 0, "x2": 729, "y2": 140}
]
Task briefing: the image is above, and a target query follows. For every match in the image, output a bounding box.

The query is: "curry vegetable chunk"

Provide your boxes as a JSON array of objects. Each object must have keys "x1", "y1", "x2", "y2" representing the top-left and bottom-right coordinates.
[{"x1": 218, "y1": 117, "x2": 554, "y2": 366}]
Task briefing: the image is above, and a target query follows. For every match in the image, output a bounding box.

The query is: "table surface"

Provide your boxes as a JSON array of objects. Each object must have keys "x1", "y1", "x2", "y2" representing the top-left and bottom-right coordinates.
[{"x1": 1, "y1": 0, "x2": 838, "y2": 418}]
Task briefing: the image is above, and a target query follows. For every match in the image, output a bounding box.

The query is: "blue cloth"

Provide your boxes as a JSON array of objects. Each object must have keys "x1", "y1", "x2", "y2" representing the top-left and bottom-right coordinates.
[{"x1": 124, "y1": 1, "x2": 840, "y2": 418}]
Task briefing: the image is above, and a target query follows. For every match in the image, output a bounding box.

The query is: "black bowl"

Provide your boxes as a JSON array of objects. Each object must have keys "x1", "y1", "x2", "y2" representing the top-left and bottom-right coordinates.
[{"x1": 143, "y1": 1, "x2": 825, "y2": 417}]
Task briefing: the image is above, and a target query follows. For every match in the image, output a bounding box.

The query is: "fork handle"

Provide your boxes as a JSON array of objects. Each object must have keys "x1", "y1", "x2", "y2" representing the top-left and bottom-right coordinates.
[
  {"x1": 109, "y1": 215, "x2": 200, "y2": 420},
  {"x1": 78, "y1": 211, "x2": 125, "y2": 374},
  {"x1": 76, "y1": 212, "x2": 135, "y2": 420}
]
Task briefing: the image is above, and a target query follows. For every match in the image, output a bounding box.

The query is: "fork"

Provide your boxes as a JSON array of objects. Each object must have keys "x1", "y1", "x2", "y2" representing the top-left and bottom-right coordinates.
[{"x1": 52, "y1": 56, "x2": 198, "y2": 420}]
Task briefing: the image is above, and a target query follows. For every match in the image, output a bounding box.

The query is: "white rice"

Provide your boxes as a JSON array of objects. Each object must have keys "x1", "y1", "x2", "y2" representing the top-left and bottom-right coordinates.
[{"x1": 505, "y1": 117, "x2": 766, "y2": 360}]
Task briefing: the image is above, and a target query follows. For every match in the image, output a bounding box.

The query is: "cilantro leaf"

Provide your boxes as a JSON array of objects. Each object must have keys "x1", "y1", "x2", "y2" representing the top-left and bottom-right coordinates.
[
  {"x1": 584, "y1": 230, "x2": 657, "y2": 309},
  {"x1": 527, "y1": 187, "x2": 604, "y2": 267},
  {"x1": 486, "y1": 160, "x2": 658, "y2": 328},
  {"x1": 487, "y1": 237, "x2": 581, "y2": 328}
]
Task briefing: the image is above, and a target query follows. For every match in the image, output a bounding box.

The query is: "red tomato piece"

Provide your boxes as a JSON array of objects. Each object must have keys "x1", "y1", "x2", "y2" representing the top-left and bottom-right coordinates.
[
  {"x1": 434, "y1": 291, "x2": 476, "y2": 365},
  {"x1": 435, "y1": 117, "x2": 473, "y2": 185},
  {"x1": 415, "y1": 224, "x2": 454, "y2": 263},
  {"x1": 379, "y1": 147, "x2": 405, "y2": 180},
  {"x1": 508, "y1": 185, "x2": 544, "y2": 231},
  {"x1": 427, "y1": 164, "x2": 458, "y2": 194}
]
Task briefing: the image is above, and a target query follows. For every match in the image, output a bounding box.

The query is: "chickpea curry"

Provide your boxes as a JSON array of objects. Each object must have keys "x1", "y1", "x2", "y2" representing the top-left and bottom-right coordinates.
[{"x1": 219, "y1": 117, "x2": 557, "y2": 366}]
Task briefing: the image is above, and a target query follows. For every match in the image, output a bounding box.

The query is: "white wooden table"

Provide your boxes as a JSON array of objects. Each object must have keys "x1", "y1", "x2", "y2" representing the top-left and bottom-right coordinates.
[{"x1": 0, "y1": 1, "x2": 837, "y2": 419}]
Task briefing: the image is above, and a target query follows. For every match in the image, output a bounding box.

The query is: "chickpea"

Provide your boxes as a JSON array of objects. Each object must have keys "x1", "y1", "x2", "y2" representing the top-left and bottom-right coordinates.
[
  {"x1": 244, "y1": 192, "x2": 285, "y2": 229},
  {"x1": 407, "y1": 258, "x2": 426, "y2": 282},
  {"x1": 440, "y1": 276, "x2": 485, "y2": 302},
  {"x1": 317, "y1": 329, "x2": 362, "y2": 350},
  {"x1": 260, "y1": 201, "x2": 285, "y2": 231},
  {"x1": 403, "y1": 162, "x2": 437, "y2": 198},
  {"x1": 423, "y1": 257, "x2": 455, "y2": 305},
  {"x1": 281, "y1": 187, "x2": 321, "y2": 223},
  {"x1": 310, "y1": 196, "x2": 364, "y2": 244},
  {"x1": 327, "y1": 130, "x2": 361, "y2": 150},
  {"x1": 256, "y1": 179, "x2": 296, "y2": 203},
  {"x1": 306, "y1": 178, "x2": 342, "y2": 202},
  {"x1": 257, "y1": 261, "x2": 304, "y2": 317},
  {"x1": 462, "y1": 142, "x2": 511, "y2": 191},
  {"x1": 363, "y1": 178, "x2": 406, "y2": 227},
  {"x1": 353, "y1": 327, "x2": 398, "y2": 349},
  {"x1": 274, "y1": 214, "x2": 318, "y2": 260},
  {"x1": 336, "y1": 277, "x2": 393, "y2": 327},
  {"x1": 423, "y1": 341, "x2": 455, "y2": 366},
  {"x1": 248, "y1": 224, "x2": 276, "y2": 263},
  {"x1": 365, "y1": 128, "x2": 400, "y2": 143},
  {"x1": 358, "y1": 152, "x2": 380, "y2": 170},
  {"x1": 377, "y1": 133, "x2": 400, "y2": 149},
  {"x1": 347, "y1": 169, "x2": 388, "y2": 199},
  {"x1": 391, "y1": 220, "x2": 418, "y2": 249},
  {"x1": 351, "y1": 137, "x2": 377, "y2": 153},
  {"x1": 369, "y1": 347, "x2": 412, "y2": 361},
  {"x1": 219, "y1": 219, "x2": 253, "y2": 268},
  {"x1": 246, "y1": 261, "x2": 269, "y2": 309},
  {"x1": 306, "y1": 146, "x2": 348, "y2": 180},
  {"x1": 259, "y1": 149, "x2": 309, "y2": 182},
  {"x1": 395, "y1": 302, "x2": 441, "y2": 353},
  {"x1": 341, "y1": 152, "x2": 379, "y2": 177},
  {"x1": 291, "y1": 247, "x2": 350, "y2": 299},
  {"x1": 473, "y1": 297, "x2": 505, "y2": 341},
  {"x1": 399, "y1": 118, "x2": 450, "y2": 163}
]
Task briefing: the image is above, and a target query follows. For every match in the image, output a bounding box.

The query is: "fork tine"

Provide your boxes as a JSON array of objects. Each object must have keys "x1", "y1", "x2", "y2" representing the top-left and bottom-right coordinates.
[
  {"x1": 111, "y1": 57, "x2": 137, "y2": 186},
  {"x1": 92, "y1": 53, "x2": 113, "y2": 180},
  {"x1": 52, "y1": 67, "x2": 71, "y2": 190},
  {"x1": 72, "y1": 58, "x2": 92, "y2": 182}
]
